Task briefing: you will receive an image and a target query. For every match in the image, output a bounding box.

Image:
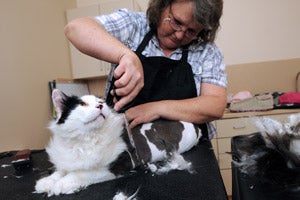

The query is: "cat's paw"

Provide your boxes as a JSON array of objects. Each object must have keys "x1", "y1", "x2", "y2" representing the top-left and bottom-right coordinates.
[
  {"x1": 35, "y1": 176, "x2": 57, "y2": 195},
  {"x1": 35, "y1": 171, "x2": 64, "y2": 196},
  {"x1": 52, "y1": 175, "x2": 83, "y2": 195}
]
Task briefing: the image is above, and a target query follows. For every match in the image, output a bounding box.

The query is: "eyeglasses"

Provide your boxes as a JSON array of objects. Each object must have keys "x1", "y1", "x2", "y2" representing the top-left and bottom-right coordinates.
[{"x1": 164, "y1": 7, "x2": 199, "y2": 39}]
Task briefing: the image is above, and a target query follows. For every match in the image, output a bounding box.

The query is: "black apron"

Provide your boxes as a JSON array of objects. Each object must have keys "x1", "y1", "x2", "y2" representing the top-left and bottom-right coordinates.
[{"x1": 106, "y1": 30, "x2": 208, "y2": 138}]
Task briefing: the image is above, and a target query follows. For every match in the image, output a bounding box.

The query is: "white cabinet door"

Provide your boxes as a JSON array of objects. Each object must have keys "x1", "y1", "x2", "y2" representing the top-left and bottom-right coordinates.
[
  {"x1": 66, "y1": 0, "x2": 135, "y2": 79},
  {"x1": 66, "y1": 5, "x2": 108, "y2": 79}
]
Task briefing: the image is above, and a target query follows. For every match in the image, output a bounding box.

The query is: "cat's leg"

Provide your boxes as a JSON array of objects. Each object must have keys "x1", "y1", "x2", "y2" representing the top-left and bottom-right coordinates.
[
  {"x1": 51, "y1": 168, "x2": 116, "y2": 195},
  {"x1": 35, "y1": 171, "x2": 65, "y2": 196}
]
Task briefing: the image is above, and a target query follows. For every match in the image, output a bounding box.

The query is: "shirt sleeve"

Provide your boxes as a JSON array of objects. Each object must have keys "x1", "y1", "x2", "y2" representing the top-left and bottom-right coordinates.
[
  {"x1": 94, "y1": 9, "x2": 148, "y2": 49},
  {"x1": 200, "y1": 43, "x2": 227, "y2": 88}
]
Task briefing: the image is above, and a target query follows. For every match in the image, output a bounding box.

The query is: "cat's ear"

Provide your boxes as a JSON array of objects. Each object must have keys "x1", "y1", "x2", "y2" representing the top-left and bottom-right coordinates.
[{"x1": 52, "y1": 89, "x2": 67, "y2": 116}]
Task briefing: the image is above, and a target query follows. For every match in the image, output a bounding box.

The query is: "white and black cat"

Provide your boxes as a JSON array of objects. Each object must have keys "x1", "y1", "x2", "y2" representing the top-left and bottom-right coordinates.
[
  {"x1": 35, "y1": 89, "x2": 201, "y2": 196},
  {"x1": 233, "y1": 114, "x2": 300, "y2": 191}
]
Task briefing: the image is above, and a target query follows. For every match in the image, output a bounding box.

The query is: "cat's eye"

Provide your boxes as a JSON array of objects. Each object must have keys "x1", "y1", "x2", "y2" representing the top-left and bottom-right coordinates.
[{"x1": 80, "y1": 101, "x2": 87, "y2": 106}]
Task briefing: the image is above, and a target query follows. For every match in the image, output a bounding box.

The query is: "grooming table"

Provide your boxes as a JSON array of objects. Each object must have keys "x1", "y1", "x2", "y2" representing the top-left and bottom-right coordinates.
[
  {"x1": 231, "y1": 135, "x2": 300, "y2": 200},
  {"x1": 0, "y1": 139, "x2": 227, "y2": 200}
]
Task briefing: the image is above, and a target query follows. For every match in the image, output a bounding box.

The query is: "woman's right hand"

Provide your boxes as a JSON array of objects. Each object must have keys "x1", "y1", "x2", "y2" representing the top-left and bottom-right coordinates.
[
  {"x1": 65, "y1": 17, "x2": 144, "y2": 111},
  {"x1": 112, "y1": 52, "x2": 144, "y2": 111}
]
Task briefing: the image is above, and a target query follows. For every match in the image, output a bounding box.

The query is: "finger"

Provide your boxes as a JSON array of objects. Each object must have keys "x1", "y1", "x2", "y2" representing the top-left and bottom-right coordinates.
[
  {"x1": 129, "y1": 119, "x2": 138, "y2": 129},
  {"x1": 128, "y1": 117, "x2": 143, "y2": 129},
  {"x1": 113, "y1": 64, "x2": 126, "y2": 80},
  {"x1": 113, "y1": 68, "x2": 143, "y2": 100},
  {"x1": 113, "y1": 88, "x2": 122, "y2": 101},
  {"x1": 114, "y1": 64, "x2": 143, "y2": 89},
  {"x1": 113, "y1": 88, "x2": 117, "y2": 96},
  {"x1": 109, "y1": 90, "x2": 120, "y2": 102},
  {"x1": 113, "y1": 96, "x2": 118, "y2": 104},
  {"x1": 114, "y1": 77, "x2": 137, "y2": 97},
  {"x1": 114, "y1": 86, "x2": 141, "y2": 111},
  {"x1": 114, "y1": 96, "x2": 132, "y2": 111},
  {"x1": 114, "y1": 70, "x2": 131, "y2": 89}
]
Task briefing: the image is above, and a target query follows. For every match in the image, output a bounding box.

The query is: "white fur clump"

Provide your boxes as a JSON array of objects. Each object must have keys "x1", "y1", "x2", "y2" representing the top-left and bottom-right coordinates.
[
  {"x1": 254, "y1": 114, "x2": 300, "y2": 155},
  {"x1": 113, "y1": 187, "x2": 140, "y2": 200},
  {"x1": 232, "y1": 152, "x2": 267, "y2": 175},
  {"x1": 254, "y1": 117, "x2": 284, "y2": 148},
  {"x1": 148, "y1": 152, "x2": 193, "y2": 174},
  {"x1": 235, "y1": 114, "x2": 300, "y2": 175},
  {"x1": 113, "y1": 192, "x2": 135, "y2": 200},
  {"x1": 290, "y1": 139, "x2": 300, "y2": 159},
  {"x1": 234, "y1": 114, "x2": 300, "y2": 176},
  {"x1": 286, "y1": 114, "x2": 300, "y2": 158},
  {"x1": 254, "y1": 113, "x2": 300, "y2": 135},
  {"x1": 286, "y1": 113, "x2": 300, "y2": 136}
]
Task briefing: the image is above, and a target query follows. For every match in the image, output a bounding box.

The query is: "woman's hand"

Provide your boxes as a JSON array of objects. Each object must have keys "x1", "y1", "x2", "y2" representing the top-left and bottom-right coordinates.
[
  {"x1": 125, "y1": 102, "x2": 161, "y2": 129},
  {"x1": 64, "y1": 17, "x2": 144, "y2": 111},
  {"x1": 112, "y1": 53, "x2": 144, "y2": 111}
]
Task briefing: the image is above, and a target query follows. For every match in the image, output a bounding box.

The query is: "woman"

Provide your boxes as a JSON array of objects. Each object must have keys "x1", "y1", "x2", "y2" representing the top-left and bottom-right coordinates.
[{"x1": 64, "y1": 0, "x2": 227, "y2": 139}]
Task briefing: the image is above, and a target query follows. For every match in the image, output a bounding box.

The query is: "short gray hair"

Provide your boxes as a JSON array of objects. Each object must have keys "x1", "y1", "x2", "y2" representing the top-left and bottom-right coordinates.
[{"x1": 146, "y1": 0, "x2": 223, "y2": 43}]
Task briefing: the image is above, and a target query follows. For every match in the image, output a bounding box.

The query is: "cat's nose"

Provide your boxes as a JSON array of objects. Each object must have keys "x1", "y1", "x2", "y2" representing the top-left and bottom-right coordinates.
[{"x1": 97, "y1": 104, "x2": 103, "y2": 109}]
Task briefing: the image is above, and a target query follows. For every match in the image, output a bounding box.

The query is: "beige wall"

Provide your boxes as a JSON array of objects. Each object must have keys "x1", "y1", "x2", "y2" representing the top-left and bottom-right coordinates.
[
  {"x1": 226, "y1": 58, "x2": 300, "y2": 94},
  {"x1": 0, "y1": 0, "x2": 299, "y2": 152},
  {"x1": 216, "y1": 0, "x2": 300, "y2": 65},
  {"x1": 0, "y1": 0, "x2": 76, "y2": 152}
]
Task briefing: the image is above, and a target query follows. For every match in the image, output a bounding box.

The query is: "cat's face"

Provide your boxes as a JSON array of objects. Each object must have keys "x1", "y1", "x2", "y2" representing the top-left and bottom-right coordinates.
[{"x1": 51, "y1": 89, "x2": 112, "y2": 136}]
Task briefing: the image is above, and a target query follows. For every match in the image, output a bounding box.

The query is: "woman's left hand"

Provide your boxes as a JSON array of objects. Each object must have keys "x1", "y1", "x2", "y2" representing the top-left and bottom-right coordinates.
[{"x1": 125, "y1": 102, "x2": 161, "y2": 129}]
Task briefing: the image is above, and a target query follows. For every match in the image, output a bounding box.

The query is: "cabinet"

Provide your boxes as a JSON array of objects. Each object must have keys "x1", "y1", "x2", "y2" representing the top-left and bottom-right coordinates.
[
  {"x1": 212, "y1": 109, "x2": 300, "y2": 197},
  {"x1": 66, "y1": 0, "x2": 137, "y2": 79}
]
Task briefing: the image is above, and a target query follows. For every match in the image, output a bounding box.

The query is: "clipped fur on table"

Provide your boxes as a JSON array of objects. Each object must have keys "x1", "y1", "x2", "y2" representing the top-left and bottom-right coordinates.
[{"x1": 232, "y1": 114, "x2": 300, "y2": 191}]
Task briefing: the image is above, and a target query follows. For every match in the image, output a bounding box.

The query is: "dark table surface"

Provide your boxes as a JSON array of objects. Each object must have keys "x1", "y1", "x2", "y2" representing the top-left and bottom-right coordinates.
[{"x1": 0, "y1": 139, "x2": 227, "y2": 200}]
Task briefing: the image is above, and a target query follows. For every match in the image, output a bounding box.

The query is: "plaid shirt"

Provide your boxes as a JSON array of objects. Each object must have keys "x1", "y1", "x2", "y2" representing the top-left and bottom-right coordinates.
[{"x1": 95, "y1": 9, "x2": 227, "y2": 139}]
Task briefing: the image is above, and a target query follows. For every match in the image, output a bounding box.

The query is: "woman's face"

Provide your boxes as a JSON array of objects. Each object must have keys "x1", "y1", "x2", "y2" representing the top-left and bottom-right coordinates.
[{"x1": 157, "y1": 1, "x2": 203, "y2": 54}]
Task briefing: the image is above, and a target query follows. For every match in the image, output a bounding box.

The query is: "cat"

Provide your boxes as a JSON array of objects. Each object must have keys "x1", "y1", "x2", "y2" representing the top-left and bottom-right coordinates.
[
  {"x1": 232, "y1": 114, "x2": 300, "y2": 192},
  {"x1": 34, "y1": 89, "x2": 201, "y2": 196}
]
